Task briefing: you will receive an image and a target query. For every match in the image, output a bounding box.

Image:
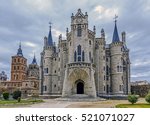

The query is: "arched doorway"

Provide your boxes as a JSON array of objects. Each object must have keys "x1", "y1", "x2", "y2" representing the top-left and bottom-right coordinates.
[{"x1": 77, "y1": 81, "x2": 84, "y2": 94}]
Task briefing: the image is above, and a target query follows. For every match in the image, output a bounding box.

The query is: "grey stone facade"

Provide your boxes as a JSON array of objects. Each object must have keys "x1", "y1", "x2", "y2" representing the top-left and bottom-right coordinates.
[{"x1": 39, "y1": 9, "x2": 130, "y2": 97}]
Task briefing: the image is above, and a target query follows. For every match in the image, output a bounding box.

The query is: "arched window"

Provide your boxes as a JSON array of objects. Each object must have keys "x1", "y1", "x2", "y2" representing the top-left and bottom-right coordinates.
[
  {"x1": 78, "y1": 56, "x2": 81, "y2": 62},
  {"x1": 89, "y1": 40, "x2": 91, "y2": 45},
  {"x1": 82, "y1": 51, "x2": 84, "y2": 62},
  {"x1": 77, "y1": 45, "x2": 81, "y2": 55},
  {"x1": 106, "y1": 65, "x2": 109, "y2": 75},
  {"x1": 77, "y1": 45, "x2": 82, "y2": 62},
  {"x1": 74, "y1": 51, "x2": 77, "y2": 62},
  {"x1": 117, "y1": 66, "x2": 119, "y2": 72},
  {"x1": 89, "y1": 52, "x2": 91, "y2": 62},
  {"x1": 77, "y1": 24, "x2": 82, "y2": 37}
]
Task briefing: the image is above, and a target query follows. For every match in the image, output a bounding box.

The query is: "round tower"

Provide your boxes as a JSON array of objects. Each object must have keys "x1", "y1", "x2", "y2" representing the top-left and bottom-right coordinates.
[
  {"x1": 42, "y1": 24, "x2": 55, "y2": 94},
  {"x1": 110, "y1": 17, "x2": 124, "y2": 94}
]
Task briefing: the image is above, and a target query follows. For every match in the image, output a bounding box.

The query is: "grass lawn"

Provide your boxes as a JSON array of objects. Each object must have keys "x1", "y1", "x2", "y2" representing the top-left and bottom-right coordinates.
[
  {"x1": 116, "y1": 103, "x2": 150, "y2": 108},
  {"x1": 0, "y1": 99, "x2": 44, "y2": 107}
]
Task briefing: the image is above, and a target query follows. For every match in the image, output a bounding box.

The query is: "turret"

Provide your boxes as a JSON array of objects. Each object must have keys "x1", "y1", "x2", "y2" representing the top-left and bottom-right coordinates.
[
  {"x1": 32, "y1": 54, "x2": 37, "y2": 65},
  {"x1": 122, "y1": 31, "x2": 126, "y2": 42},
  {"x1": 110, "y1": 15, "x2": 124, "y2": 94},
  {"x1": 101, "y1": 28, "x2": 105, "y2": 39}
]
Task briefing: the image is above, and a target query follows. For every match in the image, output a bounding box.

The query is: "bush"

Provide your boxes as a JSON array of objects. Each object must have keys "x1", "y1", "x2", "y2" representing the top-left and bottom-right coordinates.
[
  {"x1": 13, "y1": 90, "x2": 21, "y2": 100},
  {"x1": 17, "y1": 97, "x2": 21, "y2": 102},
  {"x1": 3, "y1": 92, "x2": 9, "y2": 100},
  {"x1": 145, "y1": 94, "x2": 150, "y2": 104},
  {"x1": 128, "y1": 94, "x2": 138, "y2": 104}
]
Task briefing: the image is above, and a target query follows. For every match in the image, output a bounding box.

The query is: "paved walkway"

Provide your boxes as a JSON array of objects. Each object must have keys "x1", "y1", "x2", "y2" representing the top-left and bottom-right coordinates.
[{"x1": 26, "y1": 98, "x2": 146, "y2": 108}]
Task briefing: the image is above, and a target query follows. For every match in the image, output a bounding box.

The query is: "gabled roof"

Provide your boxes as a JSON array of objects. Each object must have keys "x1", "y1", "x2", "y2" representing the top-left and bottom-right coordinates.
[{"x1": 74, "y1": 9, "x2": 85, "y2": 18}]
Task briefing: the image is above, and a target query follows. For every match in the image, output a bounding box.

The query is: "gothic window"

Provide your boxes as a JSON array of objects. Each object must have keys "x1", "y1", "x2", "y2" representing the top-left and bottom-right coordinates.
[
  {"x1": 106, "y1": 76, "x2": 109, "y2": 81},
  {"x1": 18, "y1": 58, "x2": 20, "y2": 62},
  {"x1": 44, "y1": 68, "x2": 48, "y2": 74},
  {"x1": 43, "y1": 86, "x2": 47, "y2": 91},
  {"x1": 117, "y1": 66, "x2": 119, "y2": 72},
  {"x1": 54, "y1": 70, "x2": 56, "y2": 73},
  {"x1": 77, "y1": 24, "x2": 82, "y2": 37},
  {"x1": 103, "y1": 66, "x2": 105, "y2": 71},
  {"x1": 104, "y1": 86, "x2": 106, "y2": 91},
  {"x1": 16, "y1": 75, "x2": 18, "y2": 80},
  {"x1": 106, "y1": 65, "x2": 109, "y2": 75},
  {"x1": 54, "y1": 85, "x2": 56, "y2": 88},
  {"x1": 106, "y1": 58, "x2": 108, "y2": 62},
  {"x1": 74, "y1": 51, "x2": 77, "y2": 62},
  {"x1": 77, "y1": 45, "x2": 82, "y2": 62},
  {"x1": 117, "y1": 65, "x2": 123, "y2": 72},
  {"x1": 89, "y1": 40, "x2": 91, "y2": 45},
  {"x1": 82, "y1": 51, "x2": 85, "y2": 62},
  {"x1": 78, "y1": 56, "x2": 81, "y2": 62},
  {"x1": 89, "y1": 52, "x2": 91, "y2": 62},
  {"x1": 14, "y1": 59, "x2": 16, "y2": 63},
  {"x1": 104, "y1": 75, "x2": 105, "y2": 80},
  {"x1": 119, "y1": 85, "x2": 123, "y2": 91},
  {"x1": 77, "y1": 45, "x2": 81, "y2": 55}
]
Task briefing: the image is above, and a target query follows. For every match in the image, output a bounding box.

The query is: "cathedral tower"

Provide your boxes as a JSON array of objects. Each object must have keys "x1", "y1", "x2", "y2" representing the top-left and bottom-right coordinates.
[{"x1": 11, "y1": 43, "x2": 27, "y2": 81}]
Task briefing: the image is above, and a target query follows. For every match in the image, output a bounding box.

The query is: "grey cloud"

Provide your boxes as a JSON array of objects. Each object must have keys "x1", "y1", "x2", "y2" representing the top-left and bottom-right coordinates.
[{"x1": 0, "y1": 0, "x2": 150, "y2": 82}]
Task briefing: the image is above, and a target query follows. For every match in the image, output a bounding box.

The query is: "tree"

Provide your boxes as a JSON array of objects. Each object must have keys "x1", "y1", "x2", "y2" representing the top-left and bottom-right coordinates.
[
  {"x1": 128, "y1": 94, "x2": 138, "y2": 104},
  {"x1": 3, "y1": 92, "x2": 9, "y2": 100},
  {"x1": 13, "y1": 90, "x2": 21, "y2": 100},
  {"x1": 145, "y1": 93, "x2": 150, "y2": 104}
]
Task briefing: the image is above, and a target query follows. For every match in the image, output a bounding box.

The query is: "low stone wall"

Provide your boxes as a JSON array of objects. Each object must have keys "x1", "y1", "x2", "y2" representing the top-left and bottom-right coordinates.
[{"x1": 131, "y1": 85, "x2": 150, "y2": 97}]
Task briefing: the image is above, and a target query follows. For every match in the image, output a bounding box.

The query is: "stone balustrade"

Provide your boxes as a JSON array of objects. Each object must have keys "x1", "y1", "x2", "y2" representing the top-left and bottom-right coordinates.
[{"x1": 66, "y1": 62, "x2": 95, "y2": 69}]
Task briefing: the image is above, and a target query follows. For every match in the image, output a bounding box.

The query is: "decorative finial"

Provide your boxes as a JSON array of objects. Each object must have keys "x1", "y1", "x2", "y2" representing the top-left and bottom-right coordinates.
[
  {"x1": 93, "y1": 25, "x2": 96, "y2": 33},
  {"x1": 59, "y1": 34, "x2": 62, "y2": 40},
  {"x1": 66, "y1": 27, "x2": 69, "y2": 33},
  {"x1": 101, "y1": 28, "x2": 105, "y2": 38},
  {"x1": 113, "y1": 15, "x2": 118, "y2": 23},
  {"x1": 49, "y1": 22, "x2": 52, "y2": 29},
  {"x1": 19, "y1": 41, "x2": 21, "y2": 48}
]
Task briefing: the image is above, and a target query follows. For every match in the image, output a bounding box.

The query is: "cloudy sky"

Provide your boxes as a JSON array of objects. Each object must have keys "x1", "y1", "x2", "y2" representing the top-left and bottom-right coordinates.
[{"x1": 0, "y1": 0, "x2": 150, "y2": 82}]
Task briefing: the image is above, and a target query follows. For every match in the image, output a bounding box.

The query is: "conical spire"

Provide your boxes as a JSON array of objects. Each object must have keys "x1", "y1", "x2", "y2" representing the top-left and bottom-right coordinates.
[
  {"x1": 17, "y1": 42, "x2": 23, "y2": 56},
  {"x1": 32, "y1": 53, "x2": 37, "y2": 65},
  {"x1": 112, "y1": 15, "x2": 120, "y2": 42},
  {"x1": 47, "y1": 22, "x2": 53, "y2": 46}
]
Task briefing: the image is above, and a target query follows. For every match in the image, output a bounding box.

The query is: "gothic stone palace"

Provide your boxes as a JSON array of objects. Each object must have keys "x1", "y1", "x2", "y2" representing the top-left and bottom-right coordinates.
[{"x1": 40, "y1": 9, "x2": 130, "y2": 98}]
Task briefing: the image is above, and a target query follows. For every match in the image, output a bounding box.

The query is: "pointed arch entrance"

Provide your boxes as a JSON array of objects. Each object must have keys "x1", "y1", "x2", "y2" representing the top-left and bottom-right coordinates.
[{"x1": 76, "y1": 80, "x2": 84, "y2": 94}]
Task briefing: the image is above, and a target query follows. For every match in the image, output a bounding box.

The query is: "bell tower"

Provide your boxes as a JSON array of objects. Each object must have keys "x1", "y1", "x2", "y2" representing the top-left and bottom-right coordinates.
[{"x1": 11, "y1": 43, "x2": 27, "y2": 81}]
